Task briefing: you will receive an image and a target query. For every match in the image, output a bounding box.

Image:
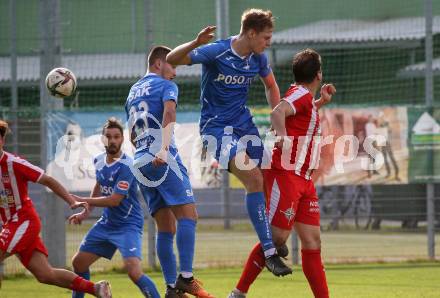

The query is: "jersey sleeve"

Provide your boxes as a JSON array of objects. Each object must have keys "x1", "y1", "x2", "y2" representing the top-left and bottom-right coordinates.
[
  {"x1": 282, "y1": 93, "x2": 312, "y2": 115},
  {"x1": 13, "y1": 158, "x2": 44, "y2": 183},
  {"x1": 112, "y1": 165, "x2": 135, "y2": 197},
  {"x1": 258, "y1": 53, "x2": 272, "y2": 78},
  {"x1": 162, "y1": 81, "x2": 179, "y2": 104},
  {"x1": 189, "y1": 41, "x2": 226, "y2": 65}
]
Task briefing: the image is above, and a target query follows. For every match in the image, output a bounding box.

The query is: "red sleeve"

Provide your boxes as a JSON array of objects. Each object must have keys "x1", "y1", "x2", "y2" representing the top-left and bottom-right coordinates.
[
  {"x1": 13, "y1": 159, "x2": 44, "y2": 183},
  {"x1": 283, "y1": 93, "x2": 312, "y2": 115}
]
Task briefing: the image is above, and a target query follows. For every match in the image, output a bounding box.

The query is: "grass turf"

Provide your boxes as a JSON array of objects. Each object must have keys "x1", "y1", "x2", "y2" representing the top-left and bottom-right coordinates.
[{"x1": 1, "y1": 262, "x2": 440, "y2": 297}]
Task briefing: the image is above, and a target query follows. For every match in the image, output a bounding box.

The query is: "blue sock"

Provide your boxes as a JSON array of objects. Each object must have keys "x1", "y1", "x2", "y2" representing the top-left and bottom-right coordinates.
[
  {"x1": 72, "y1": 270, "x2": 90, "y2": 298},
  {"x1": 157, "y1": 232, "x2": 177, "y2": 285},
  {"x1": 135, "y1": 275, "x2": 160, "y2": 298},
  {"x1": 246, "y1": 192, "x2": 275, "y2": 255},
  {"x1": 176, "y1": 218, "x2": 196, "y2": 274}
]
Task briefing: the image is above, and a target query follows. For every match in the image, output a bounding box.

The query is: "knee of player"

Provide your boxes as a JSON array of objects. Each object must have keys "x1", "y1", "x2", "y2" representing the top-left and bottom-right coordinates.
[
  {"x1": 245, "y1": 173, "x2": 264, "y2": 192},
  {"x1": 273, "y1": 237, "x2": 287, "y2": 248},
  {"x1": 300, "y1": 234, "x2": 321, "y2": 250},
  {"x1": 71, "y1": 255, "x2": 88, "y2": 273},
  {"x1": 126, "y1": 263, "x2": 143, "y2": 282}
]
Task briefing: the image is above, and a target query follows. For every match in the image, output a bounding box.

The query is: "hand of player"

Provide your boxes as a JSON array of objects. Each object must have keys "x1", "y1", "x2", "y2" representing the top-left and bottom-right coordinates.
[
  {"x1": 152, "y1": 148, "x2": 168, "y2": 167},
  {"x1": 196, "y1": 26, "x2": 216, "y2": 46},
  {"x1": 70, "y1": 194, "x2": 90, "y2": 212},
  {"x1": 274, "y1": 136, "x2": 293, "y2": 151},
  {"x1": 68, "y1": 209, "x2": 89, "y2": 225},
  {"x1": 69, "y1": 200, "x2": 89, "y2": 212},
  {"x1": 319, "y1": 83, "x2": 336, "y2": 106}
]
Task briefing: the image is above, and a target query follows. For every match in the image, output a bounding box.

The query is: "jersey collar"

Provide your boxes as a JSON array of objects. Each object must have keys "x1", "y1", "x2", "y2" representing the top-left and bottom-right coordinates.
[
  {"x1": 229, "y1": 36, "x2": 253, "y2": 61},
  {"x1": 105, "y1": 152, "x2": 124, "y2": 167},
  {"x1": 145, "y1": 71, "x2": 160, "y2": 77}
]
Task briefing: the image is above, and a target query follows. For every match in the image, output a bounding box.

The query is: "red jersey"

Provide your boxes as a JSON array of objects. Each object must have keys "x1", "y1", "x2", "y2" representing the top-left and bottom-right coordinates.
[
  {"x1": 271, "y1": 84, "x2": 321, "y2": 180},
  {"x1": 0, "y1": 151, "x2": 44, "y2": 224}
]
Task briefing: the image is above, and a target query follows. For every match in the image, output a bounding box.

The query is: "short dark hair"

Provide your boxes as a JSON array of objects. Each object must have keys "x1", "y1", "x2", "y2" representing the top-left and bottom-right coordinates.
[
  {"x1": 241, "y1": 8, "x2": 274, "y2": 34},
  {"x1": 292, "y1": 49, "x2": 321, "y2": 84},
  {"x1": 147, "y1": 45, "x2": 171, "y2": 68},
  {"x1": 102, "y1": 117, "x2": 124, "y2": 135},
  {"x1": 0, "y1": 120, "x2": 9, "y2": 138}
]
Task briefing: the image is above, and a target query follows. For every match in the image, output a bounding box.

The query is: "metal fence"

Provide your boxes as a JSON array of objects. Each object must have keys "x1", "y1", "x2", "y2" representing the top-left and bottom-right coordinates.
[{"x1": 0, "y1": 0, "x2": 439, "y2": 276}]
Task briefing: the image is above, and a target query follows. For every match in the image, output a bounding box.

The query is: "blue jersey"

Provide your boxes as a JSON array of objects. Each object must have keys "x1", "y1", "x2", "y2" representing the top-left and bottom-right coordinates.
[
  {"x1": 125, "y1": 73, "x2": 178, "y2": 153},
  {"x1": 94, "y1": 152, "x2": 143, "y2": 229},
  {"x1": 189, "y1": 37, "x2": 272, "y2": 127}
]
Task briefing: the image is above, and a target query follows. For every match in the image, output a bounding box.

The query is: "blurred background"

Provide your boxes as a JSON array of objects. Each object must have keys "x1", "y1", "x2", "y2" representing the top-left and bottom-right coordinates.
[{"x1": 0, "y1": 0, "x2": 439, "y2": 276}]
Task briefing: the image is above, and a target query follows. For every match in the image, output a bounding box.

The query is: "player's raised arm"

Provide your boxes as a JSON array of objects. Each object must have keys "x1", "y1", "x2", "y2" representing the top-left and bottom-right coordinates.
[
  {"x1": 261, "y1": 72, "x2": 281, "y2": 109},
  {"x1": 38, "y1": 174, "x2": 88, "y2": 210},
  {"x1": 166, "y1": 25, "x2": 216, "y2": 65}
]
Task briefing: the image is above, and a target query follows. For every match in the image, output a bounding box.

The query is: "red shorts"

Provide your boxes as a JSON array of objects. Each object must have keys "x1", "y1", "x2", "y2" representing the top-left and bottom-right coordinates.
[
  {"x1": 0, "y1": 206, "x2": 48, "y2": 268},
  {"x1": 263, "y1": 169, "x2": 320, "y2": 230}
]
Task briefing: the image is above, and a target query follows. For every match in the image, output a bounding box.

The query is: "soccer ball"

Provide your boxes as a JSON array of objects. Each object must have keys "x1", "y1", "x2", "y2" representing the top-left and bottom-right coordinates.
[{"x1": 45, "y1": 67, "x2": 77, "y2": 98}]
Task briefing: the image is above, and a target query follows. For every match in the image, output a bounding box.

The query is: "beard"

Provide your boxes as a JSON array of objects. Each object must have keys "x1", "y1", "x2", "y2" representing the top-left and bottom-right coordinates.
[{"x1": 105, "y1": 144, "x2": 121, "y2": 155}]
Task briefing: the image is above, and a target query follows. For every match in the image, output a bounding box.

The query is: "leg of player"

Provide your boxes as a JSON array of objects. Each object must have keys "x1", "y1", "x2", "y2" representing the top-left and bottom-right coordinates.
[
  {"x1": 230, "y1": 226, "x2": 291, "y2": 297},
  {"x1": 172, "y1": 203, "x2": 214, "y2": 298},
  {"x1": 26, "y1": 251, "x2": 112, "y2": 298},
  {"x1": 124, "y1": 256, "x2": 160, "y2": 298},
  {"x1": 0, "y1": 250, "x2": 10, "y2": 289},
  {"x1": 228, "y1": 152, "x2": 291, "y2": 277},
  {"x1": 71, "y1": 251, "x2": 101, "y2": 298},
  {"x1": 294, "y1": 222, "x2": 329, "y2": 298},
  {"x1": 154, "y1": 207, "x2": 182, "y2": 298}
]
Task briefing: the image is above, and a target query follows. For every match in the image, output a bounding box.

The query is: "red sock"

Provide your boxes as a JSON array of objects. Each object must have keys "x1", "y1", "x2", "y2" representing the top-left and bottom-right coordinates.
[
  {"x1": 236, "y1": 243, "x2": 265, "y2": 293},
  {"x1": 70, "y1": 276, "x2": 95, "y2": 295},
  {"x1": 301, "y1": 249, "x2": 329, "y2": 298}
]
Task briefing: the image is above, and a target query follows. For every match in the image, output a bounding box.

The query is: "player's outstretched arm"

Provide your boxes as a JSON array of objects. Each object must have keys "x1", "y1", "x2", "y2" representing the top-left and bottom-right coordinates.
[
  {"x1": 261, "y1": 72, "x2": 281, "y2": 109},
  {"x1": 166, "y1": 25, "x2": 216, "y2": 65},
  {"x1": 68, "y1": 182, "x2": 100, "y2": 224},
  {"x1": 71, "y1": 193, "x2": 125, "y2": 208},
  {"x1": 315, "y1": 83, "x2": 336, "y2": 109},
  {"x1": 38, "y1": 174, "x2": 88, "y2": 211}
]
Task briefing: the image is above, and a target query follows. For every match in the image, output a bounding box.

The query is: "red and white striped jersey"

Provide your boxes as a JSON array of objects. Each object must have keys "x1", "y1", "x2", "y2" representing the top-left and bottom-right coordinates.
[
  {"x1": 0, "y1": 151, "x2": 44, "y2": 224},
  {"x1": 271, "y1": 84, "x2": 321, "y2": 180}
]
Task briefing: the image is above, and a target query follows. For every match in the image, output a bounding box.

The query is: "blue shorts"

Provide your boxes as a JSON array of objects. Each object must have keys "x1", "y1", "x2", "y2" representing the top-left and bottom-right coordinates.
[
  {"x1": 134, "y1": 149, "x2": 195, "y2": 216},
  {"x1": 200, "y1": 118, "x2": 268, "y2": 169},
  {"x1": 79, "y1": 222, "x2": 142, "y2": 260}
]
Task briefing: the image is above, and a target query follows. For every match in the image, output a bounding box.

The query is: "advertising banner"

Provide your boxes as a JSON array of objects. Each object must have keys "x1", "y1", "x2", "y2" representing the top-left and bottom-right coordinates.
[{"x1": 46, "y1": 106, "x2": 438, "y2": 192}]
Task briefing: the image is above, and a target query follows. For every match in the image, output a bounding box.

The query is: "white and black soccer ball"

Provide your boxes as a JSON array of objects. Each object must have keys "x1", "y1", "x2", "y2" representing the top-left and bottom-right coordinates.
[{"x1": 45, "y1": 67, "x2": 77, "y2": 98}]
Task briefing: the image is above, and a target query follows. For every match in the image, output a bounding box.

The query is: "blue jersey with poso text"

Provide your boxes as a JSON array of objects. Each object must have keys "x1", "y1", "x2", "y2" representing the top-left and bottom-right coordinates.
[
  {"x1": 189, "y1": 37, "x2": 272, "y2": 127},
  {"x1": 94, "y1": 152, "x2": 143, "y2": 229},
  {"x1": 125, "y1": 73, "x2": 178, "y2": 153}
]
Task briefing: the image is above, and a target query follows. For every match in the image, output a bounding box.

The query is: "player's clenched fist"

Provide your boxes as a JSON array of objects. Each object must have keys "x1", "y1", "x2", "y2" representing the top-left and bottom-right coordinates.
[{"x1": 320, "y1": 83, "x2": 336, "y2": 105}]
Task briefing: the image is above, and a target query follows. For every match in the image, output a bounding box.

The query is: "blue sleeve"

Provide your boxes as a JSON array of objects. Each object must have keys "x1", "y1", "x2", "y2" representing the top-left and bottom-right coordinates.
[
  {"x1": 162, "y1": 81, "x2": 179, "y2": 104},
  {"x1": 113, "y1": 165, "x2": 135, "y2": 196},
  {"x1": 189, "y1": 41, "x2": 226, "y2": 65},
  {"x1": 258, "y1": 53, "x2": 272, "y2": 78}
]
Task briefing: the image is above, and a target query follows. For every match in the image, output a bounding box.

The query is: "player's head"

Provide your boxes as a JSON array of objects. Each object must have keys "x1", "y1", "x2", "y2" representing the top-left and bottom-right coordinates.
[
  {"x1": 292, "y1": 49, "x2": 322, "y2": 86},
  {"x1": 102, "y1": 117, "x2": 124, "y2": 155},
  {"x1": 147, "y1": 45, "x2": 176, "y2": 80},
  {"x1": 240, "y1": 8, "x2": 274, "y2": 54},
  {"x1": 0, "y1": 120, "x2": 9, "y2": 150}
]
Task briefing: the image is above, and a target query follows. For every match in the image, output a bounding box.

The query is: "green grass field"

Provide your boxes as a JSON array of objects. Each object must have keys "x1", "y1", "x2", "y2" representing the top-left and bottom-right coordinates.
[{"x1": 2, "y1": 262, "x2": 440, "y2": 298}]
